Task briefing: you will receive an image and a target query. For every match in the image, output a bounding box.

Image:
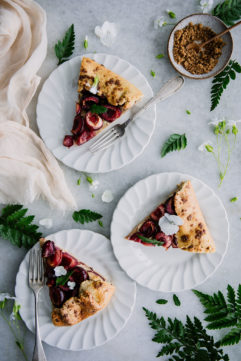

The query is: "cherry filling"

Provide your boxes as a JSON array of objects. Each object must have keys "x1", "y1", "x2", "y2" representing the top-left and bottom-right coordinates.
[
  {"x1": 63, "y1": 91, "x2": 122, "y2": 147},
  {"x1": 129, "y1": 195, "x2": 178, "y2": 249},
  {"x1": 42, "y1": 241, "x2": 91, "y2": 308}
]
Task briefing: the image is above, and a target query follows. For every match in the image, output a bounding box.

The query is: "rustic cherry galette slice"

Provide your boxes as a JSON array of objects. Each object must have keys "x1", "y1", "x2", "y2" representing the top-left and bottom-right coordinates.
[
  {"x1": 40, "y1": 238, "x2": 115, "y2": 326},
  {"x1": 126, "y1": 180, "x2": 216, "y2": 253},
  {"x1": 63, "y1": 57, "x2": 143, "y2": 147}
]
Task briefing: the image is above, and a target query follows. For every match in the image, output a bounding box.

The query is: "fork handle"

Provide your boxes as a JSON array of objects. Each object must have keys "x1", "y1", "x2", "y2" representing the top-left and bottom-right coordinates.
[
  {"x1": 32, "y1": 291, "x2": 47, "y2": 361},
  {"x1": 132, "y1": 75, "x2": 184, "y2": 121}
]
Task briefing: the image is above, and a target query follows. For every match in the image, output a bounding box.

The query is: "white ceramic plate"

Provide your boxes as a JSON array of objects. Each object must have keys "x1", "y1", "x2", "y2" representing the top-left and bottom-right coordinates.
[
  {"x1": 36, "y1": 53, "x2": 155, "y2": 173},
  {"x1": 111, "y1": 172, "x2": 229, "y2": 292},
  {"x1": 15, "y1": 229, "x2": 136, "y2": 350}
]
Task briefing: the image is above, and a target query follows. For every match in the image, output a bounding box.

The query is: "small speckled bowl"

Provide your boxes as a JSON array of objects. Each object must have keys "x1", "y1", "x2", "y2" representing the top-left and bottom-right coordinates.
[{"x1": 167, "y1": 13, "x2": 233, "y2": 79}]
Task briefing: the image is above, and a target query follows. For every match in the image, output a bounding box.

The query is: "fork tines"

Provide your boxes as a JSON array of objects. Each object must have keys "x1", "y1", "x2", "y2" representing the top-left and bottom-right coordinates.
[
  {"x1": 29, "y1": 249, "x2": 44, "y2": 284},
  {"x1": 89, "y1": 128, "x2": 119, "y2": 153}
]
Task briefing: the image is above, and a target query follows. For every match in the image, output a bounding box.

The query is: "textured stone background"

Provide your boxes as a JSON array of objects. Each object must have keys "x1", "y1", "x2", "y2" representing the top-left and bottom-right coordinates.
[{"x1": 0, "y1": 0, "x2": 241, "y2": 360}]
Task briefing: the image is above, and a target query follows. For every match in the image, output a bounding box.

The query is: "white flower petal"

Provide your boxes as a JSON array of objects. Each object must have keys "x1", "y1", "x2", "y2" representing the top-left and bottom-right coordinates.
[
  {"x1": 102, "y1": 190, "x2": 114, "y2": 203},
  {"x1": 199, "y1": 0, "x2": 213, "y2": 13},
  {"x1": 198, "y1": 140, "x2": 213, "y2": 152},
  {"x1": 95, "y1": 21, "x2": 117, "y2": 47},
  {"x1": 39, "y1": 218, "x2": 53, "y2": 229},
  {"x1": 165, "y1": 213, "x2": 184, "y2": 226},
  {"x1": 54, "y1": 266, "x2": 67, "y2": 277},
  {"x1": 227, "y1": 120, "x2": 241, "y2": 127},
  {"x1": 154, "y1": 16, "x2": 167, "y2": 29},
  {"x1": 67, "y1": 281, "x2": 76, "y2": 290},
  {"x1": 0, "y1": 293, "x2": 16, "y2": 302},
  {"x1": 89, "y1": 180, "x2": 99, "y2": 191}
]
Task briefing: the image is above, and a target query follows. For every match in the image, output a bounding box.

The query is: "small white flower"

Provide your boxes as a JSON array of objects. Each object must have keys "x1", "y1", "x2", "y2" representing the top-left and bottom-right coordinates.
[
  {"x1": 227, "y1": 120, "x2": 241, "y2": 127},
  {"x1": 54, "y1": 266, "x2": 67, "y2": 277},
  {"x1": 199, "y1": 0, "x2": 213, "y2": 13},
  {"x1": 102, "y1": 190, "x2": 114, "y2": 203},
  {"x1": 39, "y1": 218, "x2": 53, "y2": 229},
  {"x1": 89, "y1": 84, "x2": 98, "y2": 94},
  {"x1": 158, "y1": 213, "x2": 183, "y2": 235},
  {"x1": 198, "y1": 140, "x2": 213, "y2": 151},
  {"x1": 0, "y1": 293, "x2": 16, "y2": 302},
  {"x1": 67, "y1": 281, "x2": 76, "y2": 290},
  {"x1": 154, "y1": 16, "x2": 167, "y2": 29},
  {"x1": 95, "y1": 21, "x2": 117, "y2": 47},
  {"x1": 208, "y1": 119, "x2": 221, "y2": 126},
  {"x1": 89, "y1": 180, "x2": 100, "y2": 191}
]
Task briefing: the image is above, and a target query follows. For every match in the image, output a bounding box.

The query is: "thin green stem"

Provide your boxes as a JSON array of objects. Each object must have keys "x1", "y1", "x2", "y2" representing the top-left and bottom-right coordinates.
[{"x1": 0, "y1": 311, "x2": 29, "y2": 361}]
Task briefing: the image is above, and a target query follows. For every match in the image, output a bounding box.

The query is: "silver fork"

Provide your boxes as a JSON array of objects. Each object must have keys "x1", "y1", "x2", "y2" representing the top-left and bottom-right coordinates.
[
  {"x1": 89, "y1": 75, "x2": 184, "y2": 153},
  {"x1": 29, "y1": 249, "x2": 47, "y2": 361}
]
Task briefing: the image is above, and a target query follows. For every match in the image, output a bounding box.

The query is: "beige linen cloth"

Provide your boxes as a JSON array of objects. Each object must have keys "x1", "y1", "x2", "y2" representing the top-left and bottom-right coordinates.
[{"x1": 0, "y1": 0, "x2": 76, "y2": 210}]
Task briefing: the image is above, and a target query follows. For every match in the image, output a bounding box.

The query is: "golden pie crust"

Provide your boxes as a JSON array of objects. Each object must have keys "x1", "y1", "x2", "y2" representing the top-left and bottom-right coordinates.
[
  {"x1": 78, "y1": 57, "x2": 143, "y2": 110},
  {"x1": 40, "y1": 238, "x2": 115, "y2": 326}
]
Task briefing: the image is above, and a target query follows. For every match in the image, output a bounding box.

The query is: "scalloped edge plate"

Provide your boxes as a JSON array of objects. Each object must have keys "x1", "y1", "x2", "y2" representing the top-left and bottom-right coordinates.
[
  {"x1": 111, "y1": 172, "x2": 229, "y2": 292},
  {"x1": 15, "y1": 229, "x2": 136, "y2": 350},
  {"x1": 36, "y1": 53, "x2": 156, "y2": 173}
]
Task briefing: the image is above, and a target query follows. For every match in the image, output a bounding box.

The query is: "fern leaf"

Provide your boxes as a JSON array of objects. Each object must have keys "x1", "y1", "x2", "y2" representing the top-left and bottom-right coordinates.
[
  {"x1": 207, "y1": 314, "x2": 237, "y2": 330},
  {"x1": 219, "y1": 327, "x2": 241, "y2": 346},
  {"x1": 212, "y1": 0, "x2": 241, "y2": 26},
  {"x1": 0, "y1": 205, "x2": 42, "y2": 249},
  {"x1": 161, "y1": 134, "x2": 187, "y2": 158},
  {"x1": 157, "y1": 342, "x2": 181, "y2": 356},
  {"x1": 227, "y1": 284, "x2": 236, "y2": 311},
  {"x1": 211, "y1": 60, "x2": 241, "y2": 111},
  {"x1": 54, "y1": 24, "x2": 75, "y2": 65},
  {"x1": 1, "y1": 205, "x2": 22, "y2": 218},
  {"x1": 72, "y1": 209, "x2": 103, "y2": 224}
]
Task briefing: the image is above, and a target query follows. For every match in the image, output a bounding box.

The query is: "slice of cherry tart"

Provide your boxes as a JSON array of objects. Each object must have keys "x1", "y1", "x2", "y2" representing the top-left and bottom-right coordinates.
[
  {"x1": 127, "y1": 195, "x2": 178, "y2": 250},
  {"x1": 63, "y1": 92, "x2": 122, "y2": 147},
  {"x1": 41, "y1": 240, "x2": 89, "y2": 307}
]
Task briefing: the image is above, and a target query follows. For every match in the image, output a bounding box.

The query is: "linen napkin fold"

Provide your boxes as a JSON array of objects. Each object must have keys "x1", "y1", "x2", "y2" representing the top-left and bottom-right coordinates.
[
  {"x1": 0, "y1": 121, "x2": 76, "y2": 211},
  {"x1": 0, "y1": 0, "x2": 47, "y2": 126},
  {"x1": 0, "y1": 0, "x2": 77, "y2": 210}
]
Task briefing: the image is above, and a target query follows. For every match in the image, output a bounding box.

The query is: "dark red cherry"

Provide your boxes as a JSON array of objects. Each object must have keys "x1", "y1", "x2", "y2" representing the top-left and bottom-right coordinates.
[
  {"x1": 63, "y1": 135, "x2": 74, "y2": 148},
  {"x1": 82, "y1": 96, "x2": 99, "y2": 109},
  {"x1": 61, "y1": 252, "x2": 78, "y2": 269},
  {"x1": 165, "y1": 196, "x2": 176, "y2": 215},
  {"x1": 101, "y1": 105, "x2": 122, "y2": 122},
  {"x1": 155, "y1": 232, "x2": 173, "y2": 249},
  {"x1": 42, "y1": 240, "x2": 55, "y2": 258},
  {"x1": 85, "y1": 111, "x2": 103, "y2": 130},
  {"x1": 150, "y1": 204, "x2": 165, "y2": 222},
  {"x1": 70, "y1": 267, "x2": 89, "y2": 284},
  {"x1": 75, "y1": 130, "x2": 95, "y2": 145},
  {"x1": 46, "y1": 278, "x2": 55, "y2": 287},
  {"x1": 76, "y1": 102, "x2": 81, "y2": 114},
  {"x1": 71, "y1": 114, "x2": 84, "y2": 135},
  {"x1": 47, "y1": 248, "x2": 62, "y2": 268},
  {"x1": 140, "y1": 221, "x2": 157, "y2": 238},
  {"x1": 49, "y1": 287, "x2": 65, "y2": 307}
]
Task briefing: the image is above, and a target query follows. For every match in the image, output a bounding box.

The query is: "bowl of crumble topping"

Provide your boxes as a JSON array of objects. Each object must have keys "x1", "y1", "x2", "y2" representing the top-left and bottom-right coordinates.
[{"x1": 167, "y1": 13, "x2": 233, "y2": 79}]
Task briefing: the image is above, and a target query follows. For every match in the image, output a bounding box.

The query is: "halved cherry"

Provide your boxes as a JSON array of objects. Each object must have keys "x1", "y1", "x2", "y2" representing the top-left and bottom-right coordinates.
[
  {"x1": 76, "y1": 102, "x2": 81, "y2": 114},
  {"x1": 71, "y1": 114, "x2": 84, "y2": 135},
  {"x1": 150, "y1": 204, "x2": 165, "y2": 222},
  {"x1": 42, "y1": 240, "x2": 55, "y2": 258},
  {"x1": 165, "y1": 196, "x2": 176, "y2": 215},
  {"x1": 82, "y1": 96, "x2": 99, "y2": 109},
  {"x1": 140, "y1": 220, "x2": 157, "y2": 238},
  {"x1": 75, "y1": 130, "x2": 95, "y2": 145},
  {"x1": 63, "y1": 135, "x2": 74, "y2": 148},
  {"x1": 101, "y1": 105, "x2": 122, "y2": 122},
  {"x1": 69, "y1": 267, "x2": 89, "y2": 284},
  {"x1": 155, "y1": 232, "x2": 172, "y2": 249},
  {"x1": 86, "y1": 111, "x2": 103, "y2": 130},
  {"x1": 49, "y1": 287, "x2": 65, "y2": 307},
  {"x1": 61, "y1": 252, "x2": 78, "y2": 269},
  {"x1": 47, "y1": 248, "x2": 62, "y2": 267}
]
